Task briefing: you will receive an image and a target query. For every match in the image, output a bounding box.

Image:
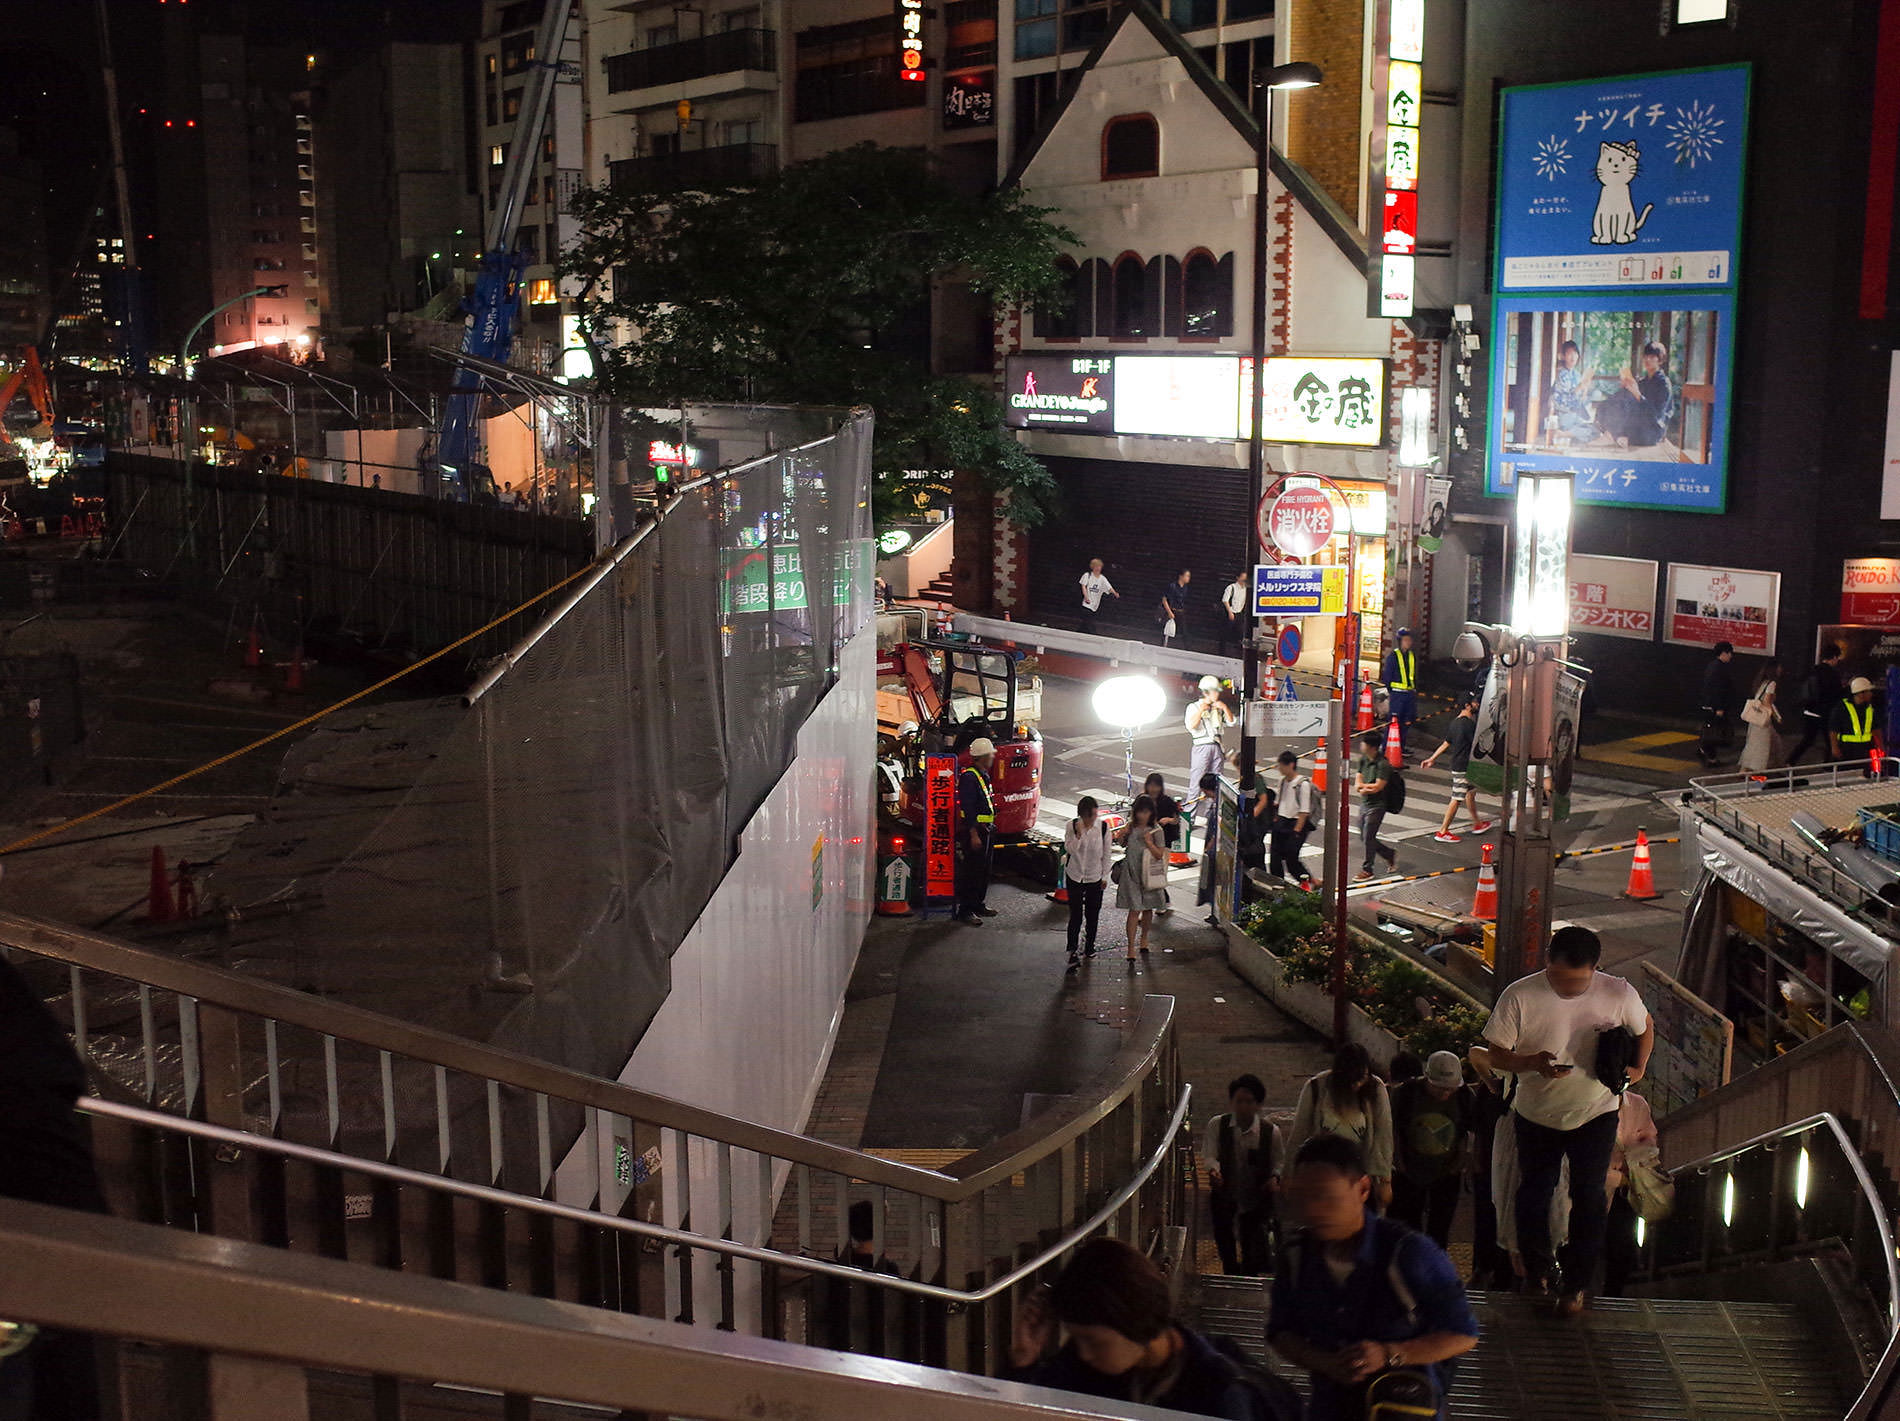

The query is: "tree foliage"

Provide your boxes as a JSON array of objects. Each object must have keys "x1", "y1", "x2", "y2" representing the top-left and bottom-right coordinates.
[{"x1": 562, "y1": 144, "x2": 1075, "y2": 525}]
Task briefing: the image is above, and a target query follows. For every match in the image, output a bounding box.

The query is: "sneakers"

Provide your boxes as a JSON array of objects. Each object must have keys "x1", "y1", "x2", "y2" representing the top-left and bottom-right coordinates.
[
  {"x1": 975, "y1": 906, "x2": 999, "y2": 918},
  {"x1": 956, "y1": 912, "x2": 984, "y2": 926},
  {"x1": 1065, "y1": 955, "x2": 1080, "y2": 974},
  {"x1": 1354, "y1": 870, "x2": 1375, "y2": 882},
  {"x1": 1556, "y1": 1290, "x2": 1589, "y2": 1319},
  {"x1": 1469, "y1": 819, "x2": 1495, "y2": 834},
  {"x1": 1432, "y1": 831, "x2": 1461, "y2": 844}
]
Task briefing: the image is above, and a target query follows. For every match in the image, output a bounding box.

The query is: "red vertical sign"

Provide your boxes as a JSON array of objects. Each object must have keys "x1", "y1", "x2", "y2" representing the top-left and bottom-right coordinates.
[{"x1": 923, "y1": 753, "x2": 958, "y2": 901}]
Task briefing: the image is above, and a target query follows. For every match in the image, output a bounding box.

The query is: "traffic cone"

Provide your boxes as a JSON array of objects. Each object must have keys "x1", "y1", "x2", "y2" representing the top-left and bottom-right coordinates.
[
  {"x1": 1356, "y1": 684, "x2": 1375, "y2": 732},
  {"x1": 1263, "y1": 664, "x2": 1277, "y2": 700},
  {"x1": 1385, "y1": 717, "x2": 1403, "y2": 768},
  {"x1": 1312, "y1": 742, "x2": 1328, "y2": 792},
  {"x1": 243, "y1": 616, "x2": 262, "y2": 669},
  {"x1": 147, "y1": 847, "x2": 176, "y2": 923},
  {"x1": 1471, "y1": 843, "x2": 1498, "y2": 921},
  {"x1": 1623, "y1": 829, "x2": 1662, "y2": 901},
  {"x1": 1047, "y1": 851, "x2": 1070, "y2": 904}
]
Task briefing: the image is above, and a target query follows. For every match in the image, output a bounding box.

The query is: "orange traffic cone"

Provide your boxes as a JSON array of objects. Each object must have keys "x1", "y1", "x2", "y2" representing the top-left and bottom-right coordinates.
[
  {"x1": 1385, "y1": 718, "x2": 1403, "y2": 768},
  {"x1": 244, "y1": 617, "x2": 262, "y2": 669},
  {"x1": 1623, "y1": 829, "x2": 1662, "y2": 901},
  {"x1": 1355, "y1": 684, "x2": 1375, "y2": 732},
  {"x1": 147, "y1": 847, "x2": 176, "y2": 923},
  {"x1": 1471, "y1": 843, "x2": 1498, "y2": 921},
  {"x1": 1312, "y1": 742, "x2": 1328, "y2": 792}
]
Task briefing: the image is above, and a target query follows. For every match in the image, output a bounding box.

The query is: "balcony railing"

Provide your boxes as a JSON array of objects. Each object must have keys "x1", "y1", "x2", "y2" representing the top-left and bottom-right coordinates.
[
  {"x1": 610, "y1": 142, "x2": 777, "y2": 191},
  {"x1": 604, "y1": 28, "x2": 777, "y2": 93}
]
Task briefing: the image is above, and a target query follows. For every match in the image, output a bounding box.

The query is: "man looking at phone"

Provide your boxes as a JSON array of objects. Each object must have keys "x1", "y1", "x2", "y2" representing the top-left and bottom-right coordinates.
[{"x1": 1479, "y1": 925, "x2": 1652, "y2": 1318}]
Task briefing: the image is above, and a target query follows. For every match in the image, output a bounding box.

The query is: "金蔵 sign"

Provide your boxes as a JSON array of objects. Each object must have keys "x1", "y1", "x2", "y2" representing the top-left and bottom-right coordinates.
[
  {"x1": 1665, "y1": 561, "x2": 1779, "y2": 652},
  {"x1": 1252, "y1": 563, "x2": 1347, "y2": 617},
  {"x1": 1002, "y1": 355, "x2": 1113, "y2": 432},
  {"x1": 1842, "y1": 558, "x2": 1900, "y2": 627},
  {"x1": 1247, "y1": 357, "x2": 1388, "y2": 448},
  {"x1": 1567, "y1": 552, "x2": 1657, "y2": 641},
  {"x1": 1494, "y1": 65, "x2": 1751, "y2": 292}
]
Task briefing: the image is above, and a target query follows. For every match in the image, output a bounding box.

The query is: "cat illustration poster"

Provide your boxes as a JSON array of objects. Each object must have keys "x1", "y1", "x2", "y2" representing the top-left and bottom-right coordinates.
[{"x1": 1493, "y1": 64, "x2": 1750, "y2": 293}]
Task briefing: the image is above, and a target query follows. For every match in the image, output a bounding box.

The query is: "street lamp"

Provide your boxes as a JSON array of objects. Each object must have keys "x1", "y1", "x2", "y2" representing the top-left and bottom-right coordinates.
[
  {"x1": 1491, "y1": 471, "x2": 1574, "y2": 990},
  {"x1": 1240, "y1": 60, "x2": 1323, "y2": 798},
  {"x1": 1092, "y1": 674, "x2": 1167, "y2": 807},
  {"x1": 176, "y1": 284, "x2": 287, "y2": 559}
]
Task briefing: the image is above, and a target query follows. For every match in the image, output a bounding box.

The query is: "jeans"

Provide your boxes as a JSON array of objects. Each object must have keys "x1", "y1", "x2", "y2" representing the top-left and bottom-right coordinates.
[
  {"x1": 1389, "y1": 1171, "x2": 1461, "y2": 1247},
  {"x1": 1065, "y1": 878, "x2": 1104, "y2": 956},
  {"x1": 1270, "y1": 818, "x2": 1311, "y2": 881},
  {"x1": 1513, "y1": 1109, "x2": 1619, "y2": 1293},
  {"x1": 1360, "y1": 805, "x2": 1395, "y2": 873},
  {"x1": 1210, "y1": 1195, "x2": 1272, "y2": 1276},
  {"x1": 1216, "y1": 617, "x2": 1241, "y2": 658}
]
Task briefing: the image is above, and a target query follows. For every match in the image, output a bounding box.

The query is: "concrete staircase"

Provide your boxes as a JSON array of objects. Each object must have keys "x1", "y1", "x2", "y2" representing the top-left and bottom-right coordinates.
[{"x1": 1191, "y1": 1274, "x2": 1853, "y2": 1420}]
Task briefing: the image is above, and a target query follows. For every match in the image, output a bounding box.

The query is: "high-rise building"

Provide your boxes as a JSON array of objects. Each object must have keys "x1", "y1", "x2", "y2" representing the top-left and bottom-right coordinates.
[{"x1": 0, "y1": 126, "x2": 51, "y2": 361}]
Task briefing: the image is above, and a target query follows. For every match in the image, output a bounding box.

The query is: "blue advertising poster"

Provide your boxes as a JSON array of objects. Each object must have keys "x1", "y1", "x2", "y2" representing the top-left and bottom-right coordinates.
[
  {"x1": 1486, "y1": 289, "x2": 1735, "y2": 512},
  {"x1": 1495, "y1": 65, "x2": 1750, "y2": 293}
]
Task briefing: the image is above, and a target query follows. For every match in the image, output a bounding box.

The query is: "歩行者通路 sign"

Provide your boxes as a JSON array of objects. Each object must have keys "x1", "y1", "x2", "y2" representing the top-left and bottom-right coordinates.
[
  {"x1": 1252, "y1": 562, "x2": 1347, "y2": 617},
  {"x1": 923, "y1": 753, "x2": 957, "y2": 902},
  {"x1": 1262, "y1": 486, "x2": 1334, "y2": 558},
  {"x1": 1002, "y1": 355, "x2": 1113, "y2": 433}
]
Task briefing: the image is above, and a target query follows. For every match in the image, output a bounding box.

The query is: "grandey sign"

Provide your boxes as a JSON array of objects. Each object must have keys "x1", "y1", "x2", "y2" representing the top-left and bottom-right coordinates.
[{"x1": 1002, "y1": 355, "x2": 1114, "y2": 432}]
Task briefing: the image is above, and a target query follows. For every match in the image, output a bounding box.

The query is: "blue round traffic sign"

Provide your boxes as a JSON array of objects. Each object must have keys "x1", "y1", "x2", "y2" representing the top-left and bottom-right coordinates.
[{"x1": 1276, "y1": 625, "x2": 1302, "y2": 665}]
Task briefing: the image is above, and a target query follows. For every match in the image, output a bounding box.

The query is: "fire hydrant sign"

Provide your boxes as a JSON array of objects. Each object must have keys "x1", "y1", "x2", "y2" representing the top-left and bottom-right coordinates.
[
  {"x1": 1253, "y1": 563, "x2": 1347, "y2": 617},
  {"x1": 1263, "y1": 487, "x2": 1335, "y2": 558}
]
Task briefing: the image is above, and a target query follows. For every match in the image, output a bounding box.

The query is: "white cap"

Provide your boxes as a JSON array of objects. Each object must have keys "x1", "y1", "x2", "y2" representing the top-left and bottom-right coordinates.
[
  {"x1": 1198, "y1": 675, "x2": 1221, "y2": 691},
  {"x1": 1424, "y1": 1051, "x2": 1464, "y2": 1089},
  {"x1": 968, "y1": 737, "x2": 996, "y2": 757}
]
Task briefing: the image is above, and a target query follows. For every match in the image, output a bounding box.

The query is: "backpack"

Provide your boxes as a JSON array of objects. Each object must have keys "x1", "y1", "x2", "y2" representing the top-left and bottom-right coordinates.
[
  {"x1": 1279, "y1": 1224, "x2": 1459, "y2": 1397},
  {"x1": 1207, "y1": 1335, "x2": 1304, "y2": 1421},
  {"x1": 1383, "y1": 765, "x2": 1407, "y2": 814}
]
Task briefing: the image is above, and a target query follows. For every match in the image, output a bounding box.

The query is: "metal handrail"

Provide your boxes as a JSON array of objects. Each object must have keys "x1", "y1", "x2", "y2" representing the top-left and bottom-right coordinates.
[
  {"x1": 0, "y1": 906, "x2": 1176, "y2": 1199},
  {"x1": 0, "y1": 1197, "x2": 1197, "y2": 1421},
  {"x1": 1666, "y1": 1110, "x2": 1900, "y2": 1329},
  {"x1": 78, "y1": 1083, "x2": 1193, "y2": 1305}
]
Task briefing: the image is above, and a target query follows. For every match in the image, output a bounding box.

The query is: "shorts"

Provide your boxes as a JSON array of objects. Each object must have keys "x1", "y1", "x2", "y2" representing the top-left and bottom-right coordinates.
[{"x1": 1450, "y1": 769, "x2": 1470, "y2": 796}]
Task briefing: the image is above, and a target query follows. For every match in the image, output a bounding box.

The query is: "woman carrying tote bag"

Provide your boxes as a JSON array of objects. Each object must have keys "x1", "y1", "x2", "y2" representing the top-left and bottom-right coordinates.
[
  {"x1": 1739, "y1": 660, "x2": 1783, "y2": 773},
  {"x1": 1113, "y1": 795, "x2": 1170, "y2": 973}
]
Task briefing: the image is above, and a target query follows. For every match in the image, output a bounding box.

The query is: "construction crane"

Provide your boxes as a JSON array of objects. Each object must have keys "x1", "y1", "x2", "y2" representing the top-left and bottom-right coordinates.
[{"x1": 436, "y1": 0, "x2": 574, "y2": 499}]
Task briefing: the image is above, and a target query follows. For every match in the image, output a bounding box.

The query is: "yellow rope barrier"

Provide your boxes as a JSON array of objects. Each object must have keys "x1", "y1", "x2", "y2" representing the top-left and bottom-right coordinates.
[{"x1": 0, "y1": 561, "x2": 601, "y2": 857}]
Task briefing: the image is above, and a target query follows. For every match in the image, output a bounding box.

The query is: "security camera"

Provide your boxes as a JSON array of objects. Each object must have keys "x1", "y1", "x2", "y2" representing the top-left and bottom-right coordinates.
[{"x1": 1452, "y1": 630, "x2": 1489, "y2": 670}]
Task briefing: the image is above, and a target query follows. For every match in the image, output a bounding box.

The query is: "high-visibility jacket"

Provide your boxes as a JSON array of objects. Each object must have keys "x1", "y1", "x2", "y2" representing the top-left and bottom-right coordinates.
[
  {"x1": 959, "y1": 765, "x2": 995, "y2": 829},
  {"x1": 1386, "y1": 648, "x2": 1417, "y2": 692},
  {"x1": 1840, "y1": 699, "x2": 1876, "y2": 745}
]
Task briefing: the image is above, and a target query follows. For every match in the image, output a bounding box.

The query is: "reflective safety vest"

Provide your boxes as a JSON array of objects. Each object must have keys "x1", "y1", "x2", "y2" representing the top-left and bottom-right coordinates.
[
  {"x1": 1841, "y1": 699, "x2": 1876, "y2": 745},
  {"x1": 1390, "y1": 649, "x2": 1416, "y2": 691},
  {"x1": 962, "y1": 766, "x2": 995, "y2": 825}
]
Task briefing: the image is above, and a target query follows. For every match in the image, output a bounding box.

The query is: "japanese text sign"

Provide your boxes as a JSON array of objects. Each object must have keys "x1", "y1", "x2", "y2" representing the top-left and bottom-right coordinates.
[
  {"x1": 1263, "y1": 487, "x2": 1334, "y2": 558},
  {"x1": 1842, "y1": 558, "x2": 1900, "y2": 627},
  {"x1": 1253, "y1": 563, "x2": 1347, "y2": 617},
  {"x1": 1664, "y1": 562, "x2": 1779, "y2": 651},
  {"x1": 1495, "y1": 65, "x2": 1751, "y2": 292},
  {"x1": 1566, "y1": 552, "x2": 1657, "y2": 641},
  {"x1": 1249, "y1": 356, "x2": 1388, "y2": 447},
  {"x1": 897, "y1": 0, "x2": 925, "y2": 81},
  {"x1": 1370, "y1": 0, "x2": 1424, "y2": 316},
  {"x1": 923, "y1": 753, "x2": 957, "y2": 901}
]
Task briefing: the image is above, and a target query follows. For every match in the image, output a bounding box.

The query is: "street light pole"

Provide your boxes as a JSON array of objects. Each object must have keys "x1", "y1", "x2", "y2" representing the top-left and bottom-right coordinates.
[
  {"x1": 1241, "y1": 60, "x2": 1323, "y2": 794},
  {"x1": 177, "y1": 284, "x2": 284, "y2": 560}
]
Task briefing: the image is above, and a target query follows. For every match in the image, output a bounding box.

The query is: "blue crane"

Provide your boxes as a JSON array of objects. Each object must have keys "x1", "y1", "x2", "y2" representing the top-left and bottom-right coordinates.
[{"x1": 436, "y1": 0, "x2": 575, "y2": 499}]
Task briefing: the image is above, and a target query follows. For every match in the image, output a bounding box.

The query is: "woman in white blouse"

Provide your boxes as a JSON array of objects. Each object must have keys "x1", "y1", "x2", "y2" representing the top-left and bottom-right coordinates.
[{"x1": 1290, "y1": 1042, "x2": 1395, "y2": 1206}]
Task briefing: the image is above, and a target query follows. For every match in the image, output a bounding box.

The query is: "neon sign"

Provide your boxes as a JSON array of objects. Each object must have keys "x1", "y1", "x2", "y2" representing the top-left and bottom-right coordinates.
[
  {"x1": 1370, "y1": 0, "x2": 1423, "y2": 316},
  {"x1": 897, "y1": 0, "x2": 925, "y2": 82}
]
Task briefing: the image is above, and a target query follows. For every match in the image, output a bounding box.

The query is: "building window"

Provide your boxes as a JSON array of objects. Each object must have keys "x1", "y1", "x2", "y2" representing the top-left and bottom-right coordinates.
[
  {"x1": 646, "y1": 24, "x2": 678, "y2": 48},
  {"x1": 485, "y1": 53, "x2": 498, "y2": 76},
  {"x1": 1013, "y1": 69, "x2": 1077, "y2": 155},
  {"x1": 1226, "y1": 0, "x2": 1273, "y2": 18},
  {"x1": 1112, "y1": 254, "x2": 1152, "y2": 337},
  {"x1": 529, "y1": 278, "x2": 558, "y2": 305},
  {"x1": 491, "y1": 144, "x2": 506, "y2": 166},
  {"x1": 1014, "y1": 0, "x2": 1057, "y2": 58},
  {"x1": 1102, "y1": 114, "x2": 1158, "y2": 180},
  {"x1": 1170, "y1": 0, "x2": 1217, "y2": 28},
  {"x1": 796, "y1": 16, "x2": 929, "y2": 122},
  {"x1": 1219, "y1": 36, "x2": 1270, "y2": 99},
  {"x1": 503, "y1": 89, "x2": 523, "y2": 120},
  {"x1": 721, "y1": 7, "x2": 762, "y2": 29},
  {"x1": 1036, "y1": 257, "x2": 1089, "y2": 339},
  {"x1": 1180, "y1": 249, "x2": 1231, "y2": 337},
  {"x1": 502, "y1": 32, "x2": 536, "y2": 73}
]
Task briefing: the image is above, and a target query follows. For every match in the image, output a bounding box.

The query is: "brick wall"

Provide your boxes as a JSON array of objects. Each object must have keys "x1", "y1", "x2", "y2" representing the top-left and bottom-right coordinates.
[
  {"x1": 1283, "y1": 0, "x2": 1366, "y2": 226},
  {"x1": 1271, "y1": 190, "x2": 1294, "y2": 354}
]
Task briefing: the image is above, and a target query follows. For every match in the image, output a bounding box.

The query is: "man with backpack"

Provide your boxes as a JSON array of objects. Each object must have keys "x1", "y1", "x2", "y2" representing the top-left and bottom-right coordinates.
[
  {"x1": 1269, "y1": 1135, "x2": 1480, "y2": 1420},
  {"x1": 1788, "y1": 643, "x2": 1844, "y2": 765},
  {"x1": 1203, "y1": 1073, "x2": 1283, "y2": 1276},
  {"x1": 1354, "y1": 731, "x2": 1401, "y2": 882},
  {"x1": 1270, "y1": 750, "x2": 1317, "y2": 887}
]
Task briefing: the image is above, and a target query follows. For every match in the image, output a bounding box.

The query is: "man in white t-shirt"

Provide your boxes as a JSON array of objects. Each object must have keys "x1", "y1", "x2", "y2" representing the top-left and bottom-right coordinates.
[
  {"x1": 1217, "y1": 571, "x2": 1250, "y2": 657},
  {"x1": 1481, "y1": 924, "x2": 1652, "y2": 1317},
  {"x1": 1078, "y1": 558, "x2": 1118, "y2": 632}
]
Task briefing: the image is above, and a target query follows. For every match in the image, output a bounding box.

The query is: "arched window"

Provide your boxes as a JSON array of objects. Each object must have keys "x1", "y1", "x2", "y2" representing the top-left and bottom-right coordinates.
[
  {"x1": 1037, "y1": 256, "x2": 1089, "y2": 339},
  {"x1": 1101, "y1": 114, "x2": 1159, "y2": 180},
  {"x1": 1181, "y1": 249, "x2": 1232, "y2": 338},
  {"x1": 1112, "y1": 254, "x2": 1152, "y2": 338}
]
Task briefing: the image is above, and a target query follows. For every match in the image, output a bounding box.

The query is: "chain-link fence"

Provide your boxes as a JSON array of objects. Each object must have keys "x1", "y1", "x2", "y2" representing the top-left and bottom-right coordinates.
[{"x1": 214, "y1": 407, "x2": 874, "y2": 1082}]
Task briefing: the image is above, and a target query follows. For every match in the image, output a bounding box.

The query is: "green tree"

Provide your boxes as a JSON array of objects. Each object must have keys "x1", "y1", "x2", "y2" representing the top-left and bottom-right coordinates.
[{"x1": 562, "y1": 144, "x2": 1075, "y2": 526}]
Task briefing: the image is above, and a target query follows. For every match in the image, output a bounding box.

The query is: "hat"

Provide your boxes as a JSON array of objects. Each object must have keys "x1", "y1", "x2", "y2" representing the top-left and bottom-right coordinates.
[
  {"x1": 1851, "y1": 677, "x2": 1876, "y2": 695},
  {"x1": 1424, "y1": 1051, "x2": 1463, "y2": 1089},
  {"x1": 967, "y1": 737, "x2": 996, "y2": 757},
  {"x1": 1198, "y1": 675, "x2": 1221, "y2": 690},
  {"x1": 1396, "y1": 626, "x2": 1413, "y2": 639}
]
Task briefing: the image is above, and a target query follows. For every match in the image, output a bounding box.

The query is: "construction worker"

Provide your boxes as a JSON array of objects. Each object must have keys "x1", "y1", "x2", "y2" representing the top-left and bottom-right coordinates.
[
  {"x1": 1382, "y1": 627, "x2": 1419, "y2": 763},
  {"x1": 957, "y1": 738, "x2": 999, "y2": 925},
  {"x1": 1830, "y1": 677, "x2": 1884, "y2": 771}
]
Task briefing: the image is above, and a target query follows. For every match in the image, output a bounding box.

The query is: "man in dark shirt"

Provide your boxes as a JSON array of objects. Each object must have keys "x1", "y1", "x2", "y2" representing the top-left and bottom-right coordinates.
[
  {"x1": 1790, "y1": 643, "x2": 1845, "y2": 764},
  {"x1": 956, "y1": 738, "x2": 998, "y2": 925},
  {"x1": 1269, "y1": 1135, "x2": 1480, "y2": 1421},
  {"x1": 1698, "y1": 641, "x2": 1736, "y2": 767},
  {"x1": 1160, "y1": 570, "x2": 1191, "y2": 646},
  {"x1": 1353, "y1": 732, "x2": 1397, "y2": 882},
  {"x1": 1422, "y1": 694, "x2": 1491, "y2": 843},
  {"x1": 1387, "y1": 1052, "x2": 1471, "y2": 1248},
  {"x1": 1597, "y1": 341, "x2": 1673, "y2": 448}
]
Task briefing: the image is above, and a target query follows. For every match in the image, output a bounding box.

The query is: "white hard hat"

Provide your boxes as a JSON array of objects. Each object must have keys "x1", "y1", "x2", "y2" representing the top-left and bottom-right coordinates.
[
  {"x1": 968, "y1": 737, "x2": 996, "y2": 757},
  {"x1": 1198, "y1": 675, "x2": 1221, "y2": 691}
]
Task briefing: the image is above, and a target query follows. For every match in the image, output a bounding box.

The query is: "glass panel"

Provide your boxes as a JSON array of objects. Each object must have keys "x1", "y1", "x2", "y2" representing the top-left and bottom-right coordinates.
[{"x1": 1014, "y1": 18, "x2": 1056, "y2": 57}]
